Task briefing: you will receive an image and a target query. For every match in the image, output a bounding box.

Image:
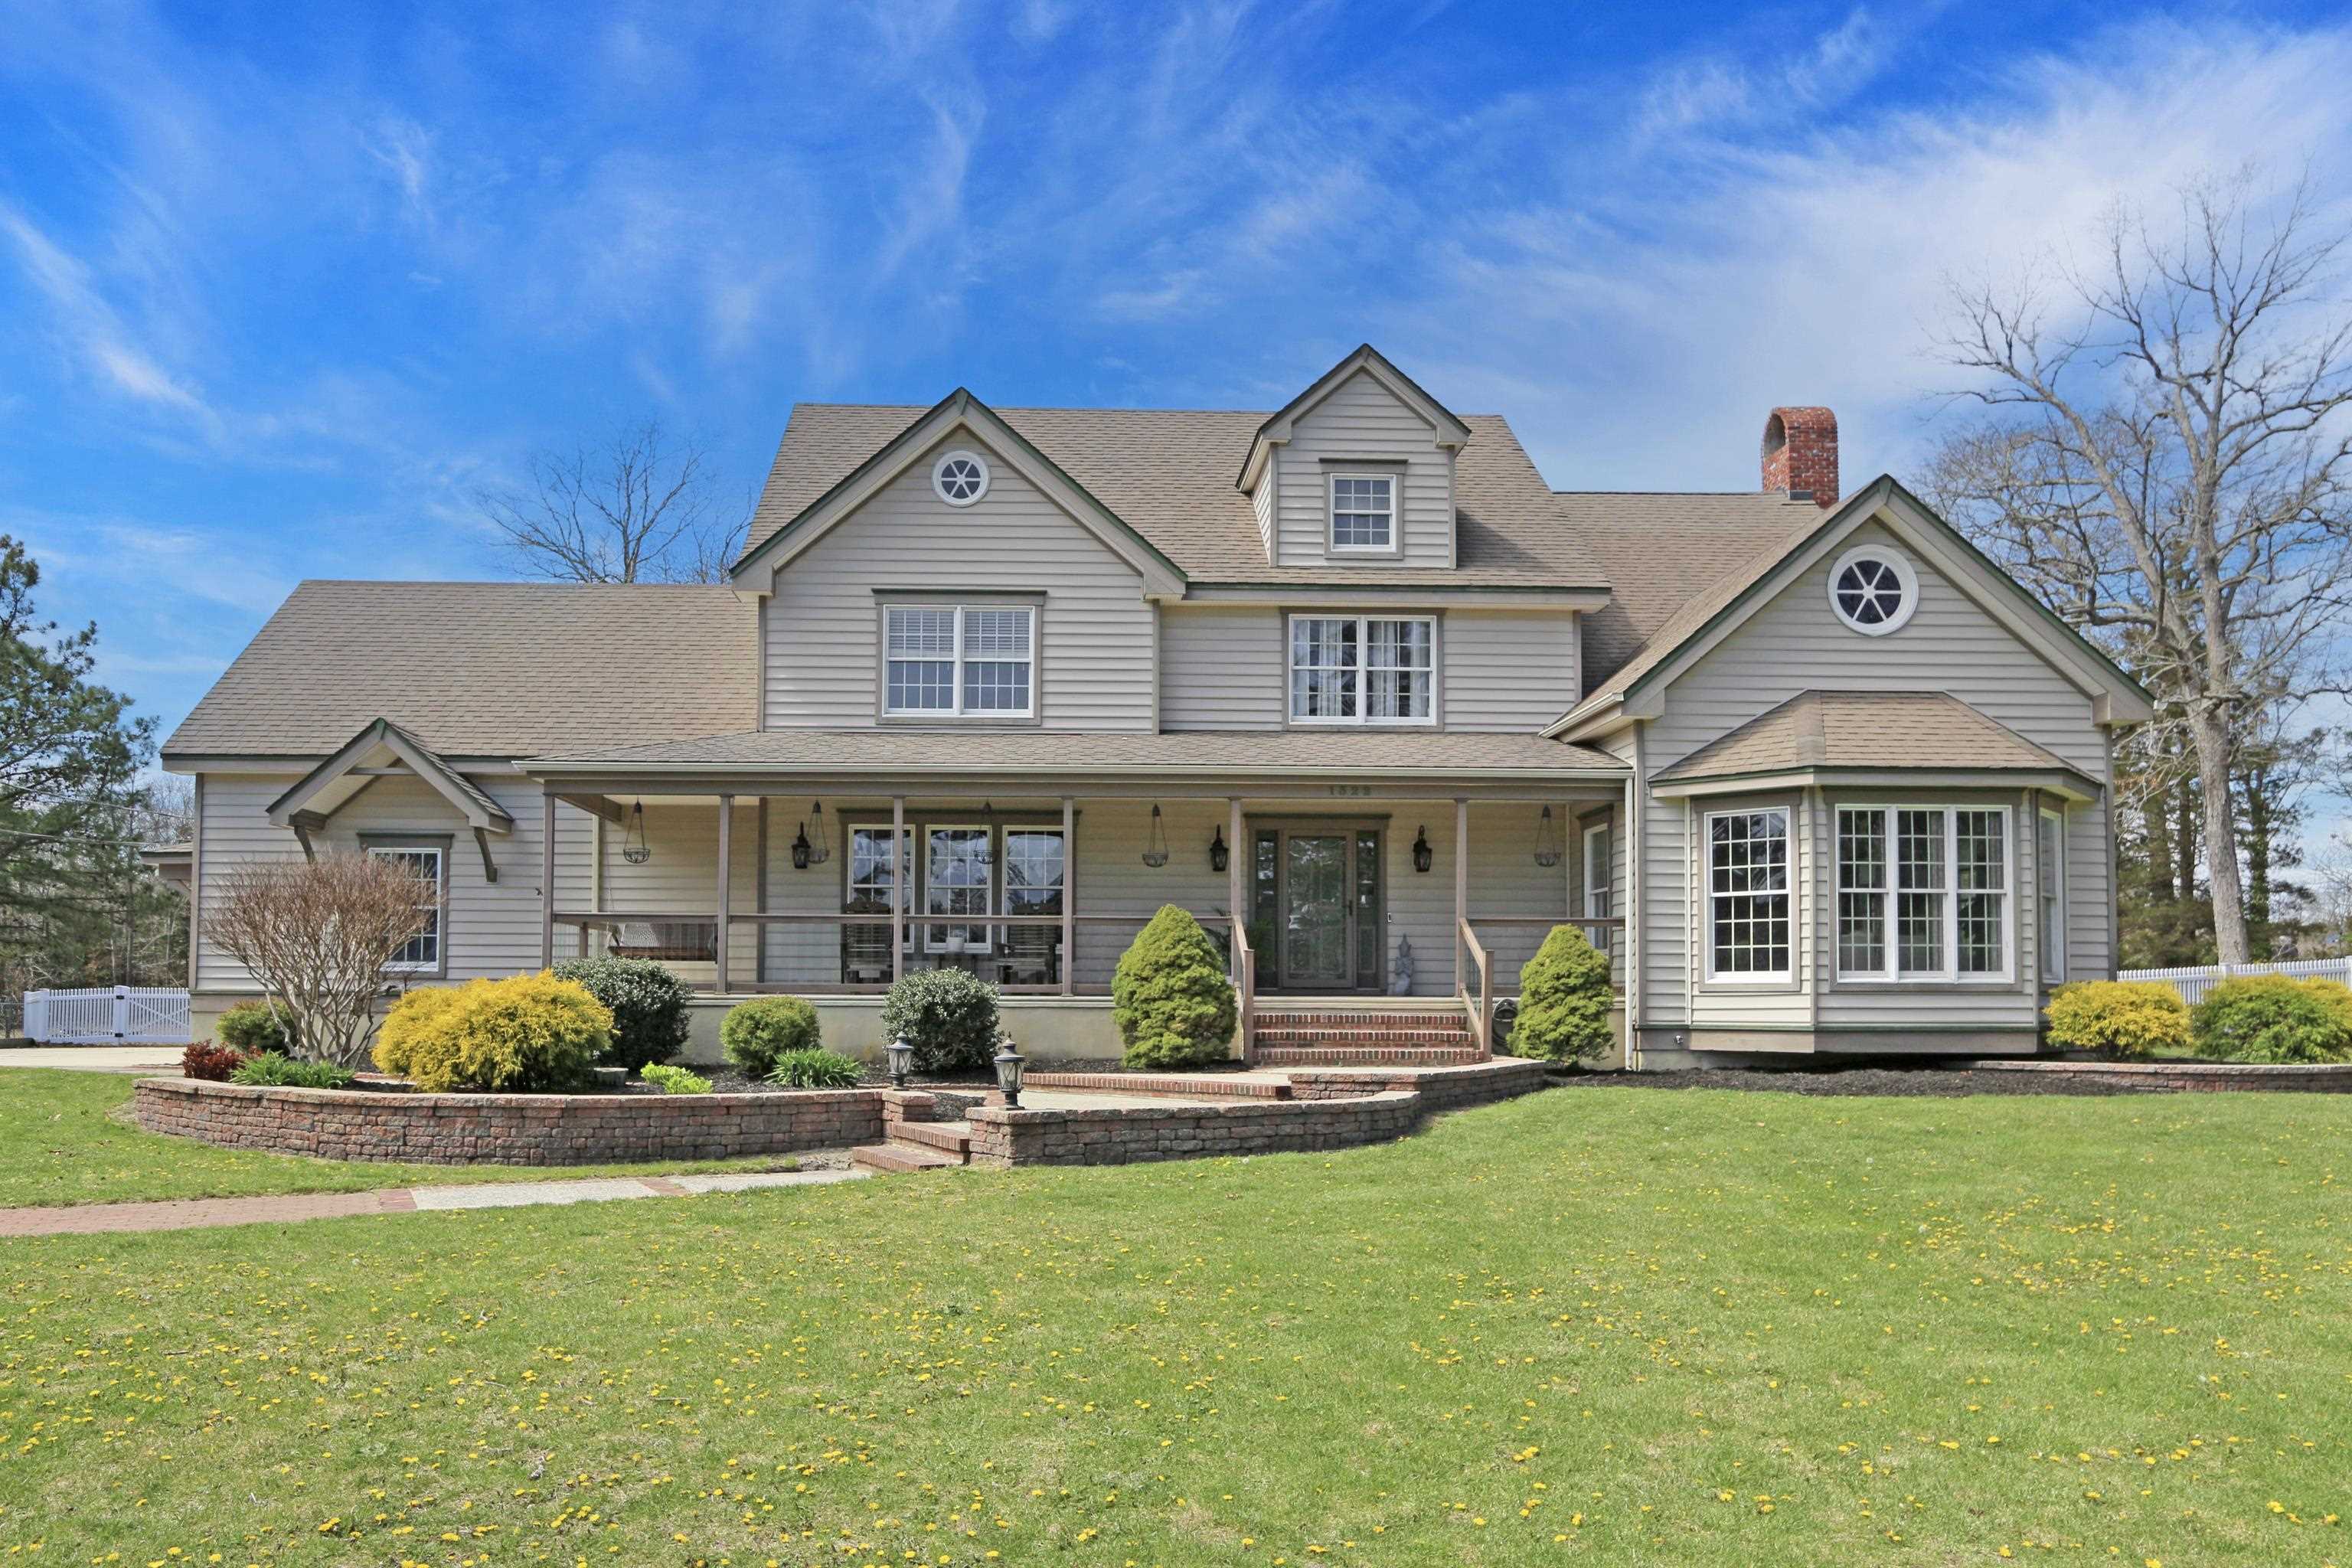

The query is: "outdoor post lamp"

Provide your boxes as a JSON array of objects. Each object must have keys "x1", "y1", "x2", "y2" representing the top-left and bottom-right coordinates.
[
  {"x1": 1412, "y1": 826, "x2": 1432, "y2": 874},
  {"x1": 1209, "y1": 825, "x2": 1229, "y2": 874},
  {"x1": 992, "y1": 1041, "x2": 1027, "y2": 1107},
  {"x1": 885, "y1": 1037, "x2": 914, "y2": 1089}
]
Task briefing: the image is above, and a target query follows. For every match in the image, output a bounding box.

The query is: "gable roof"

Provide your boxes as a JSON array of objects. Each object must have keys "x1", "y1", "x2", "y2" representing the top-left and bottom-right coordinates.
[
  {"x1": 745, "y1": 403, "x2": 1606, "y2": 590},
  {"x1": 1550, "y1": 476, "x2": 2155, "y2": 738},
  {"x1": 1651, "y1": 691, "x2": 2093, "y2": 789},
  {"x1": 268, "y1": 718, "x2": 514, "y2": 831},
  {"x1": 1236, "y1": 342, "x2": 1472, "y2": 490},
  {"x1": 730, "y1": 389, "x2": 1187, "y2": 595},
  {"x1": 162, "y1": 581, "x2": 758, "y2": 760}
]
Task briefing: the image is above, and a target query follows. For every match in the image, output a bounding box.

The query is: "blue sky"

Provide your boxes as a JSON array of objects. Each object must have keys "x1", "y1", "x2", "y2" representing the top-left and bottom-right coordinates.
[{"x1": 5, "y1": 0, "x2": 2351, "y2": 760}]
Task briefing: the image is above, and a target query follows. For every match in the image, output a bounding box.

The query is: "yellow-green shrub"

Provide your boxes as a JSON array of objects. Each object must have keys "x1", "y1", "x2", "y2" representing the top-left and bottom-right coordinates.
[
  {"x1": 372, "y1": 973, "x2": 612, "y2": 1093},
  {"x1": 2190, "y1": 975, "x2": 2352, "y2": 1063},
  {"x1": 2042, "y1": 980, "x2": 2190, "y2": 1059}
]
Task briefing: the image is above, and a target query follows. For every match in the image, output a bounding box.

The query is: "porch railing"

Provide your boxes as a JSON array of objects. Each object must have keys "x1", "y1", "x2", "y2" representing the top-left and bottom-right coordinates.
[
  {"x1": 1457, "y1": 919, "x2": 1492, "y2": 1054},
  {"x1": 1455, "y1": 916, "x2": 1627, "y2": 1054},
  {"x1": 1233, "y1": 919, "x2": 1256, "y2": 1065}
]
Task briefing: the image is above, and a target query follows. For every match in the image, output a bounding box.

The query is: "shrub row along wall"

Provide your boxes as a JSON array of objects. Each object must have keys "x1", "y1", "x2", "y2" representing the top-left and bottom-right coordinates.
[
  {"x1": 967, "y1": 1090, "x2": 1426, "y2": 1168},
  {"x1": 135, "y1": 1078, "x2": 884, "y2": 1167}
]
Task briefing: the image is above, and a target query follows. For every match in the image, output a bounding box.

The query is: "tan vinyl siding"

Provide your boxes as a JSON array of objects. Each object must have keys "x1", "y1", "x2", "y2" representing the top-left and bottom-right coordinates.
[
  {"x1": 595, "y1": 800, "x2": 759, "y2": 985},
  {"x1": 194, "y1": 772, "x2": 595, "y2": 993},
  {"x1": 1271, "y1": 371, "x2": 1454, "y2": 568},
  {"x1": 1442, "y1": 610, "x2": 1579, "y2": 731},
  {"x1": 1249, "y1": 463, "x2": 1276, "y2": 558},
  {"x1": 1160, "y1": 608, "x2": 1285, "y2": 730},
  {"x1": 763, "y1": 432, "x2": 1155, "y2": 730},
  {"x1": 1635, "y1": 521, "x2": 2111, "y2": 1030}
]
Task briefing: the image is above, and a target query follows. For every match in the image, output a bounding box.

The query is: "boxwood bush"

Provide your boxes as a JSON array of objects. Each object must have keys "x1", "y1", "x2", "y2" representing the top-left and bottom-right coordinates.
[
  {"x1": 2042, "y1": 980, "x2": 2190, "y2": 1059},
  {"x1": 551, "y1": 956, "x2": 692, "y2": 1072},
  {"x1": 372, "y1": 975, "x2": 611, "y2": 1093},
  {"x1": 879, "y1": 969, "x2": 1003, "y2": 1074},
  {"x1": 720, "y1": 996, "x2": 822, "y2": 1079},
  {"x1": 2190, "y1": 975, "x2": 2352, "y2": 1063},
  {"x1": 215, "y1": 1000, "x2": 287, "y2": 1057},
  {"x1": 769, "y1": 1047, "x2": 864, "y2": 1089},
  {"x1": 1111, "y1": 905, "x2": 1236, "y2": 1070},
  {"x1": 1509, "y1": 924, "x2": 1615, "y2": 1063}
]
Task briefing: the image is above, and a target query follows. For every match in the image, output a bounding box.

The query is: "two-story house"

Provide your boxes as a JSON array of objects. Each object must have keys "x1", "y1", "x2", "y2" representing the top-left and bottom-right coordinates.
[{"x1": 164, "y1": 345, "x2": 2152, "y2": 1067}]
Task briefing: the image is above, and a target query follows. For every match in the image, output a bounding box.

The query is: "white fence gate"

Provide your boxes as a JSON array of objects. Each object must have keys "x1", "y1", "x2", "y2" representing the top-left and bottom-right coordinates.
[
  {"x1": 20, "y1": 986, "x2": 192, "y2": 1045},
  {"x1": 2118, "y1": 956, "x2": 2352, "y2": 1006}
]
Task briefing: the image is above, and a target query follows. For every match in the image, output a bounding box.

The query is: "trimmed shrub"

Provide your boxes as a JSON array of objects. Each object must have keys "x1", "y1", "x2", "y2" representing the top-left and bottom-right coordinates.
[
  {"x1": 720, "y1": 996, "x2": 822, "y2": 1079},
  {"x1": 181, "y1": 1041, "x2": 246, "y2": 1081},
  {"x1": 641, "y1": 1063, "x2": 714, "y2": 1095},
  {"x1": 1510, "y1": 924, "x2": 1615, "y2": 1063},
  {"x1": 229, "y1": 1052, "x2": 358, "y2": 1090},
  {"x1": 2043, "y1": 980, "x2": 2191, "y2": 1059},
  {"x1": 2191, "y1": 975, "x2": 2352, "y2": 1063},
  {"x1": 769, "y1": 1047, "x2": 863, "y2": 1089},
  {"x1": 550, "y1": 956, "x2": 692, "y2": 1072},
  {"x1": 371, "y1": 974, "x2": 612, "y2": 1093},
  {"x1": 1112, "y1": 905, "x2": 1236, "y2": 1070},
  {"x1": 879, "y1": 969, "x2": 1002, "y2": 1074},
  {"x1": 215, "y1": 1001, "x2": 287, "y2": 1057}
]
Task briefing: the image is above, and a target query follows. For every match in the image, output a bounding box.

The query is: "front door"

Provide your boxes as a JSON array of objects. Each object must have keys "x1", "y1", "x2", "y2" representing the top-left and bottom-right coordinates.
[{"x1": 1256, "y1": 824, "x2": 1383, "y2": 991}]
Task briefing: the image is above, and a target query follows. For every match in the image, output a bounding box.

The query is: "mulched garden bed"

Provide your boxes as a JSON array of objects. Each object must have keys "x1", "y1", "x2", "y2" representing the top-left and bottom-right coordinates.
[{"x1": 1554, "y1": 1058, "x2": 2352, "y2": 1096}]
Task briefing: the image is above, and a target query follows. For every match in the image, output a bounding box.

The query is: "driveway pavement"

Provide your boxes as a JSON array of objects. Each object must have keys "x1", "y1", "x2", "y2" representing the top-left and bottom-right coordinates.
[{"x1": 0, "y1": 1045, "x2": 184, "y2": 1073}]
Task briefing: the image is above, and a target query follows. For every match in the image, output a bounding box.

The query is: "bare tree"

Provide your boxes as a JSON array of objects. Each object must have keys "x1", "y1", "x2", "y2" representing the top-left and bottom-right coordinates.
[
  {"x1": 1931, "y1": 171, "x2": 2352, "y2": 963},
  {"x1": 475, "y1": 420, "x2": 750, "y2": 583},
  {"x1": 206, "y1": 854, "x2": 434, "y2": 1066}
]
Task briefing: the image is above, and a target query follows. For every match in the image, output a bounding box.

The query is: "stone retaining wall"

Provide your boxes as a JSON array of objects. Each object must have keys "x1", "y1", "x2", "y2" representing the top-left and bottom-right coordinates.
[
  {"x1": 966, "y1": 1090, "x2": 1424, "y2": 1168},
  {"x1": 1283, "y1": 1059, "x2": 1552, "y2": 1107},
  {"x1": 134, "y1": 1077, "x2": 884, "y2": 1167},
  {"x1": 1950, "y1": 1059, "x2": 2352, "y2": 1093}
]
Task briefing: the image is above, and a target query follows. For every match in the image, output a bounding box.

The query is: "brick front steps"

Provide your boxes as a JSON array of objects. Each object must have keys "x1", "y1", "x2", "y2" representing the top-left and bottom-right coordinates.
[
  {"x1": 1256, "y1": 1044, "x2": 1484, "y2": 1067},
  {"x1": 1251, "y1": 1007, "x2": 1485, "y2": 1067},
  {"x1": 1025, "y1": 1070, "x2": 1294, "y2": 1099},
  {"x1": 850, "y1": 1142, "x2": 963, "y2": 1173}
]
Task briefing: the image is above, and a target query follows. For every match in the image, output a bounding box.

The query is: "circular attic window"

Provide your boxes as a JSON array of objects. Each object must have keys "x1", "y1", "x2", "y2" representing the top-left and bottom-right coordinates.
[
  {"x1": 1827, "y1": 545, "x2": 1919, "y2": 635},
  {"x1": 932, "y1": 449, "x2": 989, "y2": 506}
]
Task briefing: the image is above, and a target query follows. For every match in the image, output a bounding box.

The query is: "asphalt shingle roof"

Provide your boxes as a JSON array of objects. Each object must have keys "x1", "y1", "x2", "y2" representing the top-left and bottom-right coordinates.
[{"x1": 1651, "y1": 691, "x2": 2087, "y2": 782}]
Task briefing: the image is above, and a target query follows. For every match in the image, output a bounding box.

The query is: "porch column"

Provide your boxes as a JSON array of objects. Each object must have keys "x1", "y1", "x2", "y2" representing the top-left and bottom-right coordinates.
[
  {"x1": 714, "y1": 795, "x2": 733, "y2": 994},
  {"x1": 1060, "y1": 796, "x2": 1076, "y2": 996},
  {"x1": 1227, "y1": 797, "x2": 1245, "y2": 962},
  {"x1": 540, "y1": 789, "x2": 557, "y2": 970},
  {"x1": 891, "y1": 795, "x2": 906, "y2": 985},
  {"x1": 1452, "y1": 796, "x2": 1469, "y2": 991}
]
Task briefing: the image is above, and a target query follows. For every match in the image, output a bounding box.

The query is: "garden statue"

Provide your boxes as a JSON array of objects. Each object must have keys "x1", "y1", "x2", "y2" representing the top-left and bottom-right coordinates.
[{"x1": 1388, "y1": 933, "x2": 1414, "y2": 995}]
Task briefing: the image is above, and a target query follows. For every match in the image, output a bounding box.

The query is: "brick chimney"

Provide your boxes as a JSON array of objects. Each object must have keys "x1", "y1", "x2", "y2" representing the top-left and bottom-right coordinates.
[{"x1": 1761, "y1": 407, "x2": 1838, "y2": 508}]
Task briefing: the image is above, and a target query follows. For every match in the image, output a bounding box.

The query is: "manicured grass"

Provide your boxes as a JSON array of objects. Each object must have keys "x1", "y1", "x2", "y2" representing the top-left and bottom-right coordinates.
[
  {"x1": 0, "y1": 1069, "x2": 806, "y2": 1207},
  {"x1": 3, "y1": 1088, "x2": 2347, "y2": 1564}
]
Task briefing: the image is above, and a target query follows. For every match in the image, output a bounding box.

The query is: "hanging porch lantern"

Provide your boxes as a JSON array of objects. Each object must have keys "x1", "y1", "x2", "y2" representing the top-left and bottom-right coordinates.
[
  {"x1": 622, "y1": 800, "x2": 653, "y2": 864},
  {"x1": 1141, "y1": 804, "x2": 1169, "y2": 867},
  {"x1": 1209, "y1": 825, "x2": 1229, "y2": 874},
  {"x1": 1412, "y1": 826, "x2": 1433, "y2": 874},
  {"x1": 1532, "y1": 804, "x2": 1563, "y2": 869},
  {"x1": 805, "y1": 802, "x2": 831, "y2": 865}
]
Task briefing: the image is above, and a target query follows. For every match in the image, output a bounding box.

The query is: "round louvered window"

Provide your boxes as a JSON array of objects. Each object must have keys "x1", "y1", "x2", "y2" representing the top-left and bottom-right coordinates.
[
  {"x1": 932, "y1": 449, "x2": 989, "y2": 506},
  {"x1": 1827, "y1": 546, "x2": 1919, "y2": 635}
]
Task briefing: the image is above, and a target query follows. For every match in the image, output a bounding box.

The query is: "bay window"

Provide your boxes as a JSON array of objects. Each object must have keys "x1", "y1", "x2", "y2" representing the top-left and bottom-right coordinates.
[
  {"x1": 1288, "y1": 614, "x2": 1435, "y2": 724},
  {"x1": 884, "y1": 603, "x2": 1035, "y2": 719},
  {"x1": 1706, "y1": 808, "x2": 1790, "y2": 981},
  {"x1": 1836, "y1": 805, "x2": 2011, "y2": 980}
]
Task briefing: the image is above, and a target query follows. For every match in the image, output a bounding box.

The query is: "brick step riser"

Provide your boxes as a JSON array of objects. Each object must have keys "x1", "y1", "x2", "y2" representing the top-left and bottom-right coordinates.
[
  {"x1": 888, "y1": 1121, "x2": 975, "y2": 1155},
  {"x1": 1253, "y1": 1030, "x2": 1475, "y2": 1046},
  {"x1": 1257, "y1": 1047, "x2": 1485, "y2": 1067},
  {"x1": 1256, "y1": 1014, "x2": 1472, "y2": 1028},
  {"x1": 850, "y1": 1144, "x2": 961, "y2": 1173}
]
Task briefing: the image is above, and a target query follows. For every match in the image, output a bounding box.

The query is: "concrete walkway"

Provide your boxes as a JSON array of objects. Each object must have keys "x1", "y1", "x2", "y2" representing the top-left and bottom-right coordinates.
[
  {"x1": 0, "y1": 1167, "x2": 865, "y2": 1238},
  {"x1": 1, "y1": 1045, "x2": 185, "y2": 1072}
]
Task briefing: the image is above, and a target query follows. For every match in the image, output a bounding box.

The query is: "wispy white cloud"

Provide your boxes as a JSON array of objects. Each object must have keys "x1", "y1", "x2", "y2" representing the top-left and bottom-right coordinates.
[{"x1": 0, "y1": 202, "x2": 215, "y2": 423}]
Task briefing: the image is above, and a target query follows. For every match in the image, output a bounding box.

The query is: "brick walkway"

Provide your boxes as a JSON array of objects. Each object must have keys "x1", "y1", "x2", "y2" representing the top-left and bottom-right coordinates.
[{"x1": 0, "y1": 1168, "x2": 864, "y2": 1238}]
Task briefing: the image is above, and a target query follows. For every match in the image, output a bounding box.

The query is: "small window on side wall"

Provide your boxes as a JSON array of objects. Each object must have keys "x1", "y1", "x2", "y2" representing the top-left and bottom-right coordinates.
[
  {"x1": 367, "y1": 845, "x2": 444, "y2": 975},
  {"x1": 1328, "y1": 472, "x2": 1396, "y2": 551}
]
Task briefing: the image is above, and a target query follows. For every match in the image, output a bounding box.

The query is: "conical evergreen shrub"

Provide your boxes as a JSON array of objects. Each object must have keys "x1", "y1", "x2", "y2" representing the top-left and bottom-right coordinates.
[{"x1": 1112, "y1": 904, "x2": 1237, "y2": 1070}]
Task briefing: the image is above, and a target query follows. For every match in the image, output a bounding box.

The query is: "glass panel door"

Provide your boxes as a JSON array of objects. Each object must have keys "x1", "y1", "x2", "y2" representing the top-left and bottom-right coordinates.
[
  {"x1": 1282, "y1": 832, "x2": 1353, "y2": 988},
  {"x1": 844, "y1": 826, "x2": 911, "y2": 982},
  {"x1": 1001, "y1": 828, "x2": 1065, "y2": 985},
  {"x1": 925, "y1": 827, "x2": 992, "y2": 952}
]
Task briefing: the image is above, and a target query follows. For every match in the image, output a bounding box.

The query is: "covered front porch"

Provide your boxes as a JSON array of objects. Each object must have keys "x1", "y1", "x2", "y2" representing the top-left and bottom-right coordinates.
[{"x1": 524, "y1": 746, "x2": 1626, "y2": 1060}]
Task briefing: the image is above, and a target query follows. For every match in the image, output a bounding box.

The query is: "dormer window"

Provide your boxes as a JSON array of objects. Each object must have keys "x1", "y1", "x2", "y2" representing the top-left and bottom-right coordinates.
[{"x1": 1328, "y1": 472, "x2": 1396, "y2": 552}]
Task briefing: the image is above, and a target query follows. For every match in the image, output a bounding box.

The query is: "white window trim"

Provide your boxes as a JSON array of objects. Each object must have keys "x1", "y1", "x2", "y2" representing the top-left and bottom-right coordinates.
[
  {"x1": 1834, "y1": 804, "x2": 2014, "y2": 983},
  {"x1": 1827, "y1": 544, "x2": 1921, "y2": 636},
  {"x1": 1583, "y1": 822, "x2": 1612, "y2": 953},
  {"x1": 1704, "y1": 806, "x2": 1793, "y2": 985},
  {"x1": 931, "y1": 449, "x2": 990, "y2": 507},
  {"x1": 1285, "y1": 612, "x2": 1438, "y2": 727},
  {"x1": 2039, "y1": 806, "x2": 2066, "y2": 985},
  {"x1": 368, "y1": 844, "x2": 444, "y2": 975},
  {"x1": 1326, "y1": 469, "x2": 1399, "y2": 554},
  {"x1": 883, "y1": 603, "x2": 1036, "y2": 720}
]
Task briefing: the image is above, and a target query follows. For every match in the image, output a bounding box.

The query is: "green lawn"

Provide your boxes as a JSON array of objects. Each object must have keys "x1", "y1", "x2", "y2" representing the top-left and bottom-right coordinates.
[
  {"x1": 3, "y1": 1088, "x2": 2347, "y2": 1566},
  {"x1": 0, "y1": 1069, "x2": 808, "y2": 1207}
]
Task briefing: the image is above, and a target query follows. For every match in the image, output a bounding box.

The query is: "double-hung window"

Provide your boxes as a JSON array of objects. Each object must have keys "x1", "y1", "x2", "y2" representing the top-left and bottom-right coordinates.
[
  {"x1": 884, "y1": 604, "x2": 1034, "y2": 718},
  {"x1": 1287, "y1": 614, "x2": 1435, "y2": 724},
  {"x1": 1835, "y1": 806, "x2": 2011, "y2": 980},
  {"x1": 367, "y1": 845, "x2": 444, "y2": 974},
  {"x1": 1328, "y1": 472, "x2": 1396, "y2": 551},
  {"x1": 1706, "y1": 808, "x2": 1790, "y2": 981}
]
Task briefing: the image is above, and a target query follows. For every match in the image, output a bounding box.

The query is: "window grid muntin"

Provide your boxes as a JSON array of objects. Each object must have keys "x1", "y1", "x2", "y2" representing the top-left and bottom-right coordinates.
[
  {"x1": 369, "y1": 846, "x2": 443, "y2": 971},
  {"x1": 932, "y1": 449, "x2": 988, "y2": 505},
  {"x1": 884, "y1": 604, "x2": 1034, "y2": 718},
  {"x1": 1836, "y1": 808, "x2": 1887, "y2": 975},
  {"x1": 924, "y1": 825, "x2": 992, "y2": 951},
  {"x1": 1329, "y1": 473, "x2": 1395, "y2": 550},
  {"x1": 1707, "y1": 808, "x2": 1791, "y2": 979},
  {"x1": 1287, "y1": 614, "x2": 1435, "y2": 725},
  {"x1": 1834, "y1": 804, "x2": 2013, "y2": 981}
]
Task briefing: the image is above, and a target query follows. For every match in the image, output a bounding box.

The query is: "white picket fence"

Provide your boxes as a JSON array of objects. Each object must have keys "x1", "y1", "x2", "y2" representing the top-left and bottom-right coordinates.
[
  {"x1": 2118, "y1": 956, "x2": 2352, "y2": 1005},
  {"x1": 20, "y1": 986, "x2": 192, "y2": 1045}
]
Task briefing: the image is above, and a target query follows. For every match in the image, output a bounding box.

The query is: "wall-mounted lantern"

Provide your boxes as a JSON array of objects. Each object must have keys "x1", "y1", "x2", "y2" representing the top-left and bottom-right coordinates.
[
  {"x1": 1412, "y1": 826, "x2": 1433, "y2": 874},
  {"x1": 1209, "y1": 825, "x2": 1229, "y2": 874}
]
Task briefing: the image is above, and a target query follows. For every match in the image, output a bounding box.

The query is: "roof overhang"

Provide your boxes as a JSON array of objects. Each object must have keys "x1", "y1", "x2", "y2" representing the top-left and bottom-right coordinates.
[
  {"x1": 1179, "y1": 583, "x2": 1609, "y2": 609},
  {"x1": 730, "y1": 389, "x2": 1187, "y2": 599},
  {"x1": 266, "y1": 719, "x2": 515, "y2": 834},
  {"x1": 1650, "y1": 766, "x2": 2103, "y2": 802},
  {"x1": 1545, "y1": 476, "x2": 2158, "y2": 743},
  {"x1": 1236, "y1": 344, "x2": 1473, "y2": 492}
]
